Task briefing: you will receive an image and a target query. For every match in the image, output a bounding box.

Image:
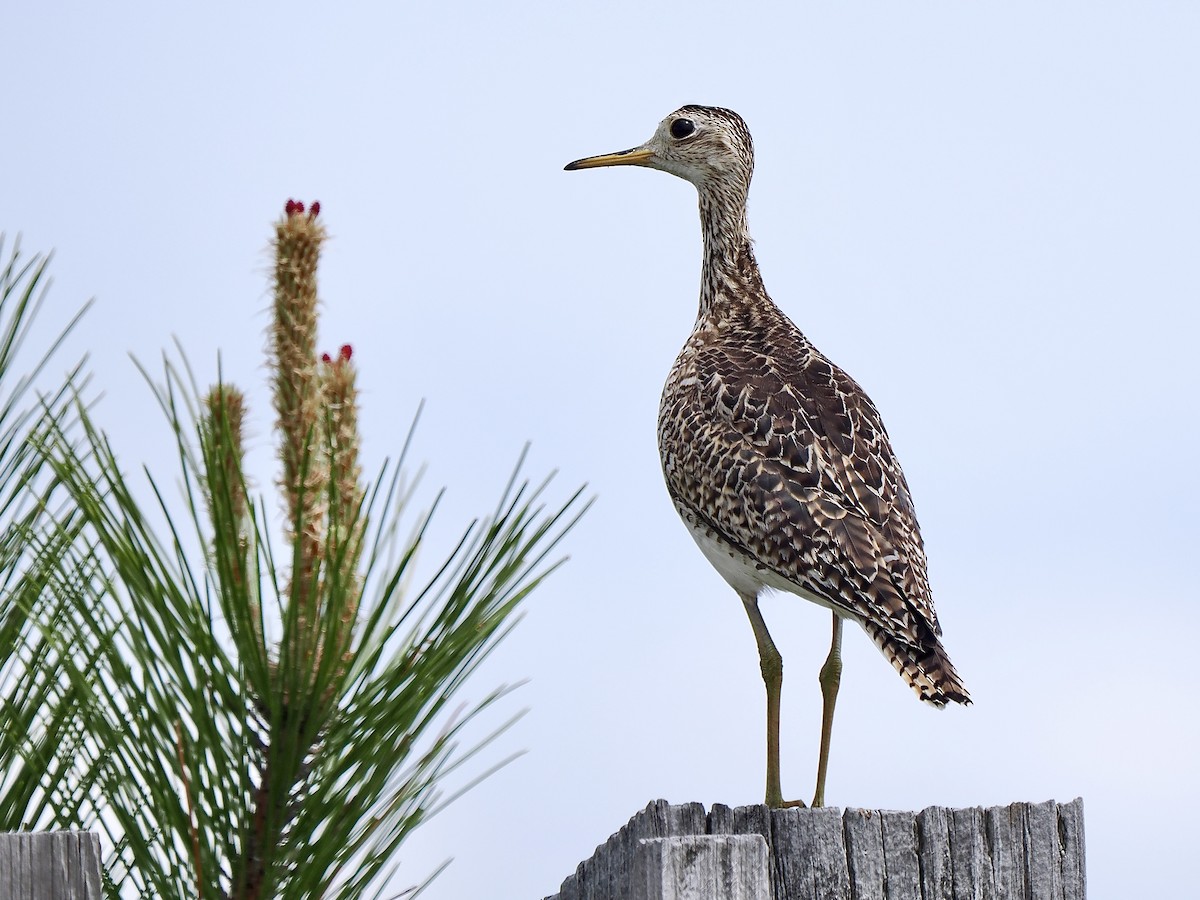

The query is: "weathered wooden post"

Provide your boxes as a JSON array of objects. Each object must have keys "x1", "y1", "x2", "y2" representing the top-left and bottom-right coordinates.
[
  {"x1": 545, "y1": 799, "x2": 1085, "y2": 900},
  {"x1": 636, "y1": 835, "x2": 770, "y2": 900},
  {"x1": 0, "y1": 833, "x2": 102, "y2": 900}
]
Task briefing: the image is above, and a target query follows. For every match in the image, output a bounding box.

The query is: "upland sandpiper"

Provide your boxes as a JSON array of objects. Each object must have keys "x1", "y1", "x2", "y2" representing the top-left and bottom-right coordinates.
[{"x1": 566, "y1": 106, "x2": 970, "y2": 808}]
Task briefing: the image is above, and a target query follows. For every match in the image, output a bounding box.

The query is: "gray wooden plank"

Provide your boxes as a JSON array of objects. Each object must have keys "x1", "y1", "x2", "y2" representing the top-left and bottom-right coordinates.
[
  {"x1": 843, "y1": 808, "x2": 885, "y2": 900},
  {"x1": 709, "y1": 803, "x2": 736, "y2": 835},
  {"x1": 986, "y1": 802, "x2": 1026, "y2": 900},
  {"x1": 575, "y1": 850, "x2": 594, "y2": 900},
  {"x1": 810, "y1": 807, "x2": 850, "y2": 900},
  {"x1": 666, "y1": 802, "x2": 707, "y2": 837},
  {"x1": 0, "y1": 833, "x2": 11, "y2": 900},
  {"x1": 769, "y1": 807, "x2": 813, "y2": 900},
  {"x1": 879, "y1": 810, "x2": 920, "y2": 900},
  {"x1": 63, "y1": 835, "x2": 78, "y2": 900},
  {"x1": 5, "y1": 834, "x2": 18, "y2": 899},
  {"x1": 949, "y1": 806, "x2": 992, "y2": 900},
  {"x1": 41, "y1": 833, "x2": 64, "y2": 900},
  {"x1": 583, "y1": 838, "x2": 603, "y2": 900},
  {"x1": 82, "y1": 833, "x2": 101, "y2": 900},
  {"x1": 581, "y1": 827, "x2": 607, "y2": 900},
  {"x1": 18, "y1": 834, "x2": 33, "y2": 900},
  {"x1": 57, "y1": 834, "x2": 75, "y2": 900},
  {"x1": 625, "y1": 801, "x2": 682, "y2": 899},
  {"x1": 917, "y1": 806, "x2": 953, "y2": 900},
  {"x1": 568, "y1": 859, "x2": 588, "y2": 900},
  {"x1": 32, "y1": 832, "x2": 51, "y2": 900},
  {"x1": 62, "y1": 832, "x2": 97, "y2": 900},
  {"x1": 590, "y1": 811, "x2": 623, "y2": 900},
  {"x1": 770, "y1": 806, "x2": 851, "y2": 900},
  {"x1": 634, "y1": 836, "x2": 770, "y2": 900},
  {"x1": 1057, "y1": 799, "x2": 1086, "y2": 900},
  {"x1": 1025, "y1": 800, "x2": 1061, "y2": 900},
  {"x1": 731, "y1": 805, "x2": 773, "y2": 848},
  {"x1": 731, "y1": 806, "x2": 777, "y2": 900},
  {"x1": 596, "y1": 822, "x2": 620, "y2": 900}
]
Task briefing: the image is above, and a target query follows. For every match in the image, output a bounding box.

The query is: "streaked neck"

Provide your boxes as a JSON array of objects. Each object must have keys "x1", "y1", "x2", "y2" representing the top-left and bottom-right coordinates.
[{"x1": 697, "y1": 185, "x2": 765, "y2": 319}]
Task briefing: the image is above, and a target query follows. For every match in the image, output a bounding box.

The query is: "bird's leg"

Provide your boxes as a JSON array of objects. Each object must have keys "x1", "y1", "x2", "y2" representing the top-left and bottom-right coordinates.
[
  {"x1": 740, "y1": 592, "x2": 805, "y2": 809},
  {"x1": 812, "y1": 612, "x2": 844, "y2": 808}
]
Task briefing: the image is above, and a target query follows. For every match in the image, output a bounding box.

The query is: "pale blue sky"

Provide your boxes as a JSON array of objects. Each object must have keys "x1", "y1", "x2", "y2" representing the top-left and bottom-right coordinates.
[{"x1": 6, "y1": 2, "x2": 1199, "y2": 897}]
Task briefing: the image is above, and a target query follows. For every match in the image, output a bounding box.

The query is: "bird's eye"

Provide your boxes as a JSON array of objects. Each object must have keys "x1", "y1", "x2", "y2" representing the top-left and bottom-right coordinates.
[{"x1": 670, "y1": 118, "x2": 696, "y2": 139}]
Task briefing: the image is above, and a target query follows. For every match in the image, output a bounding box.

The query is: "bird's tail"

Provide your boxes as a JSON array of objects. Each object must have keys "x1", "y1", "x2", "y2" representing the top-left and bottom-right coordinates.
[{"x1": 863, "y1": 620, "x2": 971, "y2": 707}]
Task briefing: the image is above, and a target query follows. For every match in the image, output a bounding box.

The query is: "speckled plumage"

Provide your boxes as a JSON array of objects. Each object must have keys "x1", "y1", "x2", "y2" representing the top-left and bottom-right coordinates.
[
  {"x1": 566, "y1": 105, "x2": 968, "y2": 804},
  {"x1": 657, "y1": 237, "x2": 968, "y2": 706}
]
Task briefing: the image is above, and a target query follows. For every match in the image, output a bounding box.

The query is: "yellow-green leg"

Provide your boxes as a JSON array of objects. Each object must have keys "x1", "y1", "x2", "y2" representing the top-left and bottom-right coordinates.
[
  {"x1": 812, "y1": 612, "x2": 844, "y2": 808},
  {"x1": 740, "y1": 592, "x2": 805, "y2": 809}
]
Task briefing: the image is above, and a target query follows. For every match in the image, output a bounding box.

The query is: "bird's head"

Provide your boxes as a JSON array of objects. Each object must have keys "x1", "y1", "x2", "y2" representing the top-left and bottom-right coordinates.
[{"x1": 565, "y1": 105, "x2": 755, "y2": 194}]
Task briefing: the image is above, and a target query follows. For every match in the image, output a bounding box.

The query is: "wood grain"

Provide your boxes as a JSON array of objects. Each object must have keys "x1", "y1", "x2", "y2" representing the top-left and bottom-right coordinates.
[{"x1": 544, "y1": 799, "x2": 1085, "y2": 900}]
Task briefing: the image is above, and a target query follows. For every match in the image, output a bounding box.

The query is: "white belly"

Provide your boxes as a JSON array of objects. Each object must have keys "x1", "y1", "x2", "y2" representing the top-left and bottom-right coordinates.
[{"x1": 679, "y1": 504, "x2": 859, "y2": 623}]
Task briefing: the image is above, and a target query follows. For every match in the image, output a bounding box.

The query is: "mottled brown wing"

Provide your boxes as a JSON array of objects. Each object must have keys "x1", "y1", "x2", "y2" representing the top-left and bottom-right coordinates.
[{"x1": 667, "y1": 331, "x2": 940, "y2": 651}]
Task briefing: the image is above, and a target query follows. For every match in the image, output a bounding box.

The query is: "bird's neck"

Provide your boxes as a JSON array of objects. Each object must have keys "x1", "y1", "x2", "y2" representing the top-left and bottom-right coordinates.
[{"x1": 696, "y1": 186, "x2": 766, "y2": 320}]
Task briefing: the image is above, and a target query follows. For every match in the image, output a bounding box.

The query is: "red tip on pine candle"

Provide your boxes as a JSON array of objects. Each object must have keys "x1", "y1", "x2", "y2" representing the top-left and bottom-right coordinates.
[
  {"x1": 309, "y1": 201, "x2": 321, "y2": 217},
  {"x1": 321, "y1": 352, "x2": 332, "y2": 363},
  {"x1": 339, "y1": 344, "x2": 353, "y2": 361},
  {"x1": 285, "y1": 199, "x2": 297, "y2": 215}
]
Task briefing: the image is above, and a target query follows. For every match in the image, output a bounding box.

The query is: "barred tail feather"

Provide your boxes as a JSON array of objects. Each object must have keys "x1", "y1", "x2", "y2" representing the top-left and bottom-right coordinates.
[{"x1": 862, "y1": 620, "x2": 971, "y2": 707}]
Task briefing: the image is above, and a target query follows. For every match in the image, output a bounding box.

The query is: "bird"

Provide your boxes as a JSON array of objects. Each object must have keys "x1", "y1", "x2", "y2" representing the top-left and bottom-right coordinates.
[{"x1": 565, "y1": 105, "x2": 970, "y2": 809}]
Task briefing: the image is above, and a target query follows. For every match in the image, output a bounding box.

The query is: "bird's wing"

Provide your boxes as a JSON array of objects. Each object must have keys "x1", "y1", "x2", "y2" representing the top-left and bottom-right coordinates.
[{"x1": 664, "y1": 333, "x2": 940, "y2": 649}]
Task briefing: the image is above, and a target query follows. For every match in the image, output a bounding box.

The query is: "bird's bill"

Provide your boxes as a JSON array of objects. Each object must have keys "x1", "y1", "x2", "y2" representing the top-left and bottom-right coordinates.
[{"x1": 564, "y1": 146, "x2": 655, "y2": 171}]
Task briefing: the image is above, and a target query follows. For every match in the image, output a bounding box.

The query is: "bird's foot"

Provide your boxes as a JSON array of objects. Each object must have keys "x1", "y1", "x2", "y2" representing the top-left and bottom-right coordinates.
[{"x1": 765, "y1": 792, "x2": 807, "y2": 809}]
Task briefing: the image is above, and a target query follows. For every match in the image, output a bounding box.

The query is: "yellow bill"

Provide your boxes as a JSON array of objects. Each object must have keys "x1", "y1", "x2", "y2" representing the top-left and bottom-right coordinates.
[{"x1": 564, "y1": 147, "x2": 655, "y2": 171}]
